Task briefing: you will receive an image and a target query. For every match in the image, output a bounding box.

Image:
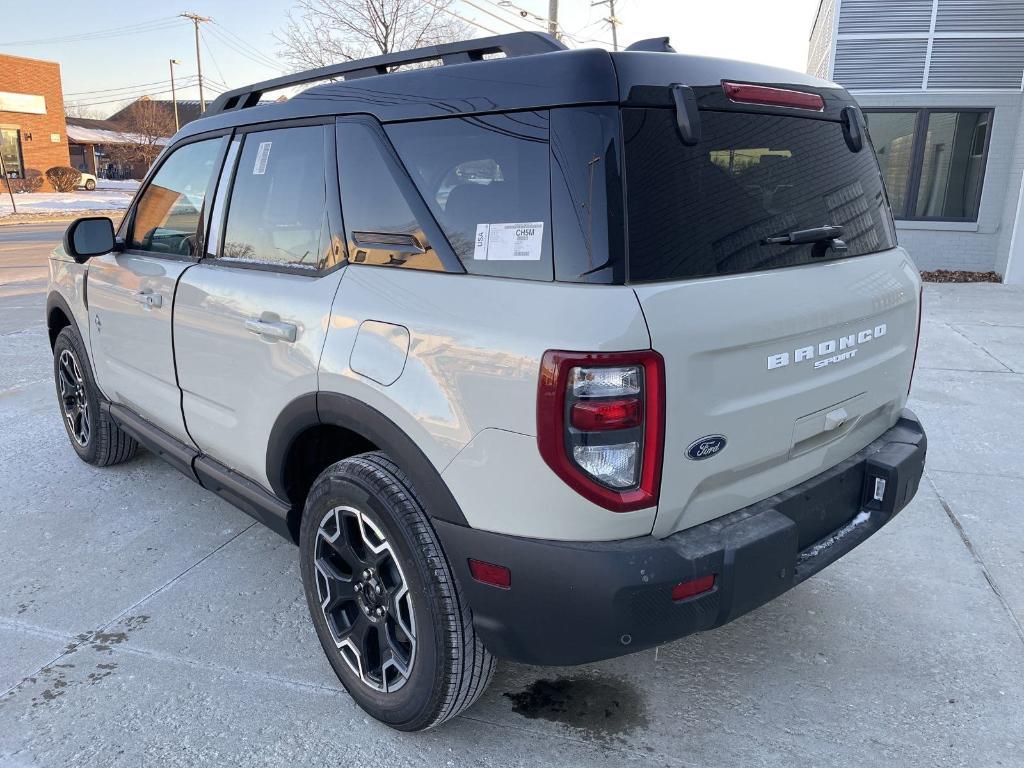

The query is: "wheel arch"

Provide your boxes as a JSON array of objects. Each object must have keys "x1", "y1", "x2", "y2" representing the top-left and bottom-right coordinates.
[
  {"x1": 46, "y1": 291, "x2": 81, "y2": 349},
  {"x1": 268, "y1": 392, "x2": 469, "y2": 542}
]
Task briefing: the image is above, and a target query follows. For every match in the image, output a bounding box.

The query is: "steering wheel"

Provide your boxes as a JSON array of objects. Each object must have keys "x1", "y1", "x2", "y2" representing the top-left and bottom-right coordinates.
[{"x1": 178, "y1": 233, "x2": 197, "y2": 256}]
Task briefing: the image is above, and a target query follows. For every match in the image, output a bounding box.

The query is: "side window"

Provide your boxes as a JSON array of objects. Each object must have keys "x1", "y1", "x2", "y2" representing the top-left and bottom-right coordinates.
[
  {"x1": 336, "y1": 120, "x2": 445, "y2": 272},
  {"x1": 129, "y1": 136, "x2": 226, "y2": 256},
  {"x1": 386, "y1": 112, "x2": 552, "y2": 281},
  {"x1": 219, "y1": 125, "x2": 329, "y2": 270}
]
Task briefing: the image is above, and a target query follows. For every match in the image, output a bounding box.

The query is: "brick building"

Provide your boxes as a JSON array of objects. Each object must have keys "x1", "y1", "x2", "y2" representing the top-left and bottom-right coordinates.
[{"x1": 0, "y1": 53, "x2": 70, "y2": 191}]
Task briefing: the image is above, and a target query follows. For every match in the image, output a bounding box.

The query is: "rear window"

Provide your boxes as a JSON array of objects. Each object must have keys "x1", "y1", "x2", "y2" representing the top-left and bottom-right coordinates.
[
  {"x1": 622, "y1": 109, "x2": 897, "y2": 283},
  {"x1": 386, "y1": 113, "x2": 552, "y2": 281}
]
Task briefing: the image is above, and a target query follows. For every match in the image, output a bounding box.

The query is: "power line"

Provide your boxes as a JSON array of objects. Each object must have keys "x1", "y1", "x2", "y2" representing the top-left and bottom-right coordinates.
[
  {"x1": 211, "y1": 21, "x2": 282, "y2": 70},
  {"x1": 478, "y1": 0, "x2": 548, "y2": 31},
  {"x1": 421, "y1": 0, "x2": 502, "y2": 35},
  {"x1": 205, "y1": 25, "x2": 284, "y2": 74},
  {"x1": 0, "y1": 17, "x2": 179, "y2": 46},
  {"x1": 455, "y1": 0, "x2": 533, "y2": 32},
  {"x1": 65, "y1": 77, "x2": 203, "y2": 104},
  {"x1": 65, "y1": 76, "x2": 198, "y2": 97}
]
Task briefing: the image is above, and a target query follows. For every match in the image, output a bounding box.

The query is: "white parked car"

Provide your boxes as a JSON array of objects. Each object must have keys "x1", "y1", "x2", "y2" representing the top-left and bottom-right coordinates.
[{"x1": 77, "y1": 173, "x2": 97, "y2": 191}]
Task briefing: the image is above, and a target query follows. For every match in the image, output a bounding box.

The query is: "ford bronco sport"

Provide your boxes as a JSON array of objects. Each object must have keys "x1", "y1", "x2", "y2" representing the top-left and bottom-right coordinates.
[{"x1": 47, "y1": 32, "x2": 927, "y2": 731}]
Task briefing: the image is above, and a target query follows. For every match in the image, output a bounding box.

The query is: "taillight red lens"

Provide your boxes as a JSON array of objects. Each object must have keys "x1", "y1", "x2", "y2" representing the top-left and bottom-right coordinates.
[
  {"x1": 468, "y1": 559, "x2": 511, "y2": 589},
  {"x1": 537, "y1": 350, "x2": 665, "y2": 513},
  {"x1": 671, "y1": 575, "x2": 716, "y2": 601},
  {"x1": 722, "y1": 81, "x2": 824, "y2": 111},
  {"x1": 570, "y1": 397, "x2": 643, "y2": 431}
]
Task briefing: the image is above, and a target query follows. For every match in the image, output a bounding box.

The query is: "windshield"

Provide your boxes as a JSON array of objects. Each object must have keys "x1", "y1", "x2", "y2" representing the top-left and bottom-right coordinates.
[{"x1": 622, "y1": 108, "x2": 897, "y2": 283}]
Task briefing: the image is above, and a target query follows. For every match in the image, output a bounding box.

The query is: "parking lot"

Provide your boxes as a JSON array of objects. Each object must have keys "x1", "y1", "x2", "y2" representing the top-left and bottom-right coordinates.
[{"x1": 1, "y1": 223, "x2": 1022, "y2": 766}]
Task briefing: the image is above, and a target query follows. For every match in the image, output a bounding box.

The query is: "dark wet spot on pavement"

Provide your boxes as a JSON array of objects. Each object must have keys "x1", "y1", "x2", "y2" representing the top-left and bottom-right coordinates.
[{"x1": 504, "y1": 676, "x2": 647, "y2": 743}]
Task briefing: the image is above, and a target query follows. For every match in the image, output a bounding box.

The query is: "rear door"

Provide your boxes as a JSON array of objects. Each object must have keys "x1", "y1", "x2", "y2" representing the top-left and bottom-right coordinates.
[
  {"x1": 173, "y1": 122, "x2": 344, "y2": 490},
  {"x1": 87, "y1": 135, "x2": 227, "y2": 444},
  {"x1": 621, "y1": 104, "x2": 921, "y2": 537}
]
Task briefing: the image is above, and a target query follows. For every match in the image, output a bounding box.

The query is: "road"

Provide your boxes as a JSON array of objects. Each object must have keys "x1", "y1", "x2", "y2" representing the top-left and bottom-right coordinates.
[
  {"x1": 0, "y1": 222, "x2": 61, "y2": 333},
  {"x1": 0, "y1": 231, "x2": 1022, "y2": 766}
]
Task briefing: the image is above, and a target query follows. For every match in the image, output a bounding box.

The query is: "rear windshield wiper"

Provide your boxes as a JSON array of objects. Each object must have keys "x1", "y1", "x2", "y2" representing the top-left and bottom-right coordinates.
[{"x1": 763, "y1": 225, "x2": 847, "y2": 258}]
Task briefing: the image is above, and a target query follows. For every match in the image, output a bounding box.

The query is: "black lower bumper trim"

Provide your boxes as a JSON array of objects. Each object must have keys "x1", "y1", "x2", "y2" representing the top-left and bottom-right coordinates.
[{"x1": 436, "y1": 409, "x2": 926, "y2": 666}]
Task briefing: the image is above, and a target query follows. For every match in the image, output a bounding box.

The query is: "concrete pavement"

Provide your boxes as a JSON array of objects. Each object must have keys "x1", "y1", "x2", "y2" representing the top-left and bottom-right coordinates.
[{"x1": 0, "y1": 232, "x2": 1021, "y2": 766}]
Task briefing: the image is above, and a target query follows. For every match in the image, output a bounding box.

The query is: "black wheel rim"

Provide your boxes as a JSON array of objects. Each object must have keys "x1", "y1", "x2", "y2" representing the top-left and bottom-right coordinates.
[
  {"x1": 57, "y1": 349, "x2": 90, "y2": 447},
  {"x1": 314, "y1": 506, "x2": 416, "y2": 693}
]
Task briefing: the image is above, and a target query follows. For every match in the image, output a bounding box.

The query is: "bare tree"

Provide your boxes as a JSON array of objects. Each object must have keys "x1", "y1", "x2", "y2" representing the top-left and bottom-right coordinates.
[
  {"x1": 64, "y1": 103, "x2": 105, "y2": 120},
  {"x1": 106, "y1": 98, "x2": 176, "y2": 168},
  {"x1": 276, "y1": 0, "x2": 471, "y2": 70}
]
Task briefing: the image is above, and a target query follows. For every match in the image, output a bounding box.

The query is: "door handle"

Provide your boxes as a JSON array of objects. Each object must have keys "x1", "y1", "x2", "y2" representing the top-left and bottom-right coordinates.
[
  {"x1": 132, "y1": 290, "x2": 163, "y2": 308},
  {"x1": 245, "y1": 318, "x2": 297, "y2": 342}
]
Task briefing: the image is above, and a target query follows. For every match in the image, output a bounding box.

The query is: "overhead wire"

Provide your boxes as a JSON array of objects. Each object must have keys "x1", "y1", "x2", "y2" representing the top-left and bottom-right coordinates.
[{"x1": 0, "y1": 17, "x2": 180, "y2": 46}]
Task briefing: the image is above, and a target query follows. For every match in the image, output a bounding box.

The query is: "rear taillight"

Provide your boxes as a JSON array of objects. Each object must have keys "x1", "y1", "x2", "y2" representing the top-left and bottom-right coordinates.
[
  {"x1": 722, "y1": 81, "x2": 824, "y2": 112},
  {"x1": 909, "y1": 284, "x2": 923, "y2": 395},
  {"x1": 537, "y1": 350, "x2": 665, "y2": 512}
]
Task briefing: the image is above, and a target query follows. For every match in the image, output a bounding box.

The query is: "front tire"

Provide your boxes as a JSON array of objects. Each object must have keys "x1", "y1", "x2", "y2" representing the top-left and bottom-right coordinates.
[
  {"x1": 53, "y1": 326, "x2": 138, "y2": 466},
  {"x1": 84, "y1": 179, "x2": 96, "y2": 191},
  {"x1": 300, "y1": 452, "x2": 494, "y2": 731}
]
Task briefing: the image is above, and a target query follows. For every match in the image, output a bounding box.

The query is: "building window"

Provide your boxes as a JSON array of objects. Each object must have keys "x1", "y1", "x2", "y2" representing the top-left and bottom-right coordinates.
[
  {"x1": 0, "y1": 128, "x2": 24, "y2": 178},
  {"x1": 865, "y1": 109, "x2": 992, "y2": 222}
]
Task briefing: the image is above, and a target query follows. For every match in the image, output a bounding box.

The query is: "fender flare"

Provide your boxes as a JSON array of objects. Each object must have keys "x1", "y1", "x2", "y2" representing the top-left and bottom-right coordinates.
[
  {"x1": 265, "y1": 391, "x2": 469, "y2": 529},
  {"x1": 46, "y1": 291, "x2": 84, "y2": 348}
]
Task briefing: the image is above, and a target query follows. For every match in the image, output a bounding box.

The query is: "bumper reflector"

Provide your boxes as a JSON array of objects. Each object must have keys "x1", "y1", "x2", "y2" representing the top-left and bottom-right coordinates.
[
  {"x1": 469, "y1": 559, "x2": 511, "y2": 589},
  {"x1": 671, "y1": 574, "x2": 716, "y2": 601}
]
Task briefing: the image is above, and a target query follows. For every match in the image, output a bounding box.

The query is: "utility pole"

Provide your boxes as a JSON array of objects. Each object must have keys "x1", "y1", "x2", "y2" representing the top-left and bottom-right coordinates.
[
  {"x1": 591, "y1": 0, "x2": 620, "y2": 50},
  {"x1": 547, "y1": 0, "x2": 559, "y2": 39},
  {"x1": 169, "y1": 59, "x2": 182, "y2": 131},
  {"x1": 180, "y1": 12, "x2": 211, "y2": 113}
]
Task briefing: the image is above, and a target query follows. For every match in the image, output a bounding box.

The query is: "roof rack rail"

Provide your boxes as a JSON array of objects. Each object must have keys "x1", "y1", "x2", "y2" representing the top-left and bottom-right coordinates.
[{"x1": 206, "y1": 31, "x2": 567, "y2": 116}]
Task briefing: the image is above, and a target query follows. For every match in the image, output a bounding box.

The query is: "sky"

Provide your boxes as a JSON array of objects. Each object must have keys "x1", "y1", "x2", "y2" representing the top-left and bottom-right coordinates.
[{"x1": 1, "y1": 0, "x2": 822, "y2": 118}]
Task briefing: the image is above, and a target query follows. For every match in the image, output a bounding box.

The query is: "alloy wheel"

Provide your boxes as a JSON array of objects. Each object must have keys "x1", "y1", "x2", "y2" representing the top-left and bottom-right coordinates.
[
  {"x1": 314, "y1": 505, "x2": 417, "y2": 693},
  {"x1": 57, "y1": 349, "x2": 90, "y2": 446}
]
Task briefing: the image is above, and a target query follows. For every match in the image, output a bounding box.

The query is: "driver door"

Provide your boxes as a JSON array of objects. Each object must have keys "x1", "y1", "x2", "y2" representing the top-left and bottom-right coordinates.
[{"x1": 87, "y1": 135, "x2": 228, "y2": 444}]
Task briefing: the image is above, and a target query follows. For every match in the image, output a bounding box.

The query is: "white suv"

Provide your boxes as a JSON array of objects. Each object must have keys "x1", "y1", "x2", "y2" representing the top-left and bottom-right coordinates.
[{"x1": 47, "y1": 33, "x2": 927, "y2": 731}]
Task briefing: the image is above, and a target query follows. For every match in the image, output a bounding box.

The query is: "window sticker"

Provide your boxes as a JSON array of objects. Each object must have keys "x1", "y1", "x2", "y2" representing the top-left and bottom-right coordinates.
[
  {"x1": 253, "y1": 141, "x2": 272, "y2": 175},
  {"x1": 473, "y1": 222, "x2": 544, "y2": 261}
]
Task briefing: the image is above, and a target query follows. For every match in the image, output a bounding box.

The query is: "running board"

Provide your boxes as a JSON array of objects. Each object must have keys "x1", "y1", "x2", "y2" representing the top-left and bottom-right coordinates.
[{"x1": 104, "y1": 402, "x2": 295, "y2": 542}]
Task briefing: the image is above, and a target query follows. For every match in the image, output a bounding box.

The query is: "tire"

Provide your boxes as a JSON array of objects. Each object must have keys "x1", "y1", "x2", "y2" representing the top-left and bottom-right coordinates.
[
  {"x1": 84, "y1": 179, "x2": 96, "y2": 191},
  {"x1": 300, "y1": 451, "x2": 494, "y2": 731},
  {"x1": 53, "y1": 326, "x2": 138, "y2": 467}
]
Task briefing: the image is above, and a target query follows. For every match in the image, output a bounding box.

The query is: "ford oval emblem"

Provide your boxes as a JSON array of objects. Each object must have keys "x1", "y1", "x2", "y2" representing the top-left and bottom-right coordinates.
[{"x1": 686, "y1": 435, "x2": 727, "y2": 461}]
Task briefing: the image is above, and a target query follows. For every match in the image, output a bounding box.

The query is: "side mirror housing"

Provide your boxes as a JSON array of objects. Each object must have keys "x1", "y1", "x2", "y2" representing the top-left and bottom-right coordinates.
[{"x1": 63, "y1": 216, "x2": 116, "y2": 263}]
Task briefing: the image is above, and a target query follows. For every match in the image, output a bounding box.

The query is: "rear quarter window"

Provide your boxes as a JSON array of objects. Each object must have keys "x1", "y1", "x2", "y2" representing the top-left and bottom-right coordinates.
[
  {"x1": 386, "y1": 113, "x2": 553, "y2": 281},
  {"x1": 622, "y1": 108, "x2": 897, "y2": 283}
]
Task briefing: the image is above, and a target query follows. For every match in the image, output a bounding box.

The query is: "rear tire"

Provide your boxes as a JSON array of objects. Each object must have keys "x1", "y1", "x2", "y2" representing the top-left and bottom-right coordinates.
[
  {"x1": 299, "y1": 451, "x2": 494, "y2": 731},
  {"x1": 53, "y1": 326, "x2": 138, "y2": 467},
  {"x1": 84, "y1": 179, "x2": 96, "y2": 191}
]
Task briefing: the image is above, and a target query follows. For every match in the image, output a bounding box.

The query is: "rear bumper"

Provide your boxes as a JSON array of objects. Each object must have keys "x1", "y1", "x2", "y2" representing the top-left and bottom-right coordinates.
[{"x1": 435, "y1": 409, "x2": 926, "y2": 666}]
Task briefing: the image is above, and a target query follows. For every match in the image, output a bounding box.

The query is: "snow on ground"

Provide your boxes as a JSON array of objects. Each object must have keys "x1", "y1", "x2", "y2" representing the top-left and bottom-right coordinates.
[{"x1": 0, "y1": 181, "x2": 138, "y2": 218}]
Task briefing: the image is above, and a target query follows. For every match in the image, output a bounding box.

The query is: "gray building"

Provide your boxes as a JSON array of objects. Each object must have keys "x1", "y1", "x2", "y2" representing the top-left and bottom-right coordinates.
[{"x1": 809, "y1": 0, "x2": 1024, "y2": 282}]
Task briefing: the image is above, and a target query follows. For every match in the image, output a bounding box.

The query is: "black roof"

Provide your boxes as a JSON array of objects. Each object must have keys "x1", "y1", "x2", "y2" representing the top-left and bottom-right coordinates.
[{"x1": 176, "y1": 32, "x2": 849, "y2": 142}]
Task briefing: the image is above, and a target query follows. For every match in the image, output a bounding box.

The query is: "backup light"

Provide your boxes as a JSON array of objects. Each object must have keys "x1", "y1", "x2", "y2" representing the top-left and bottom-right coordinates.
[
  {"x1": 572, "y1": 442, "x2": 639, "y2": 489},
  {"x1": 722, "y1": 81, "x2": 824, "y2": 111}
]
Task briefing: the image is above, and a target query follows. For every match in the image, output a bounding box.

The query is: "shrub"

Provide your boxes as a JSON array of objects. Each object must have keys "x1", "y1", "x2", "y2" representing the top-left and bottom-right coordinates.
[
  {"x1": 10, "y1": 169, "x2": 44, "y2": 194},
  {"x1": 45, "y1": 166, "x2": 82, "y2": 193}
]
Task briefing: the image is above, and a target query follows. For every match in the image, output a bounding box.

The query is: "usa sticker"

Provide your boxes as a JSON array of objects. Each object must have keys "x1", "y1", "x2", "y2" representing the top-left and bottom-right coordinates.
[
  {"x1": 253, "y1": 142, "x2": 272, "y2": 175},
  {"x1": 473, "y1": 222, "x2": 544, "y2": 261}
]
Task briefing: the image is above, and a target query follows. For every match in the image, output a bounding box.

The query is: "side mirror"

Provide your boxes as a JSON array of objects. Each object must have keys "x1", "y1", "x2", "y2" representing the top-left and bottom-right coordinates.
[{"x1": 63, "y1": 216, "x2": 116, "y2": 263}]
